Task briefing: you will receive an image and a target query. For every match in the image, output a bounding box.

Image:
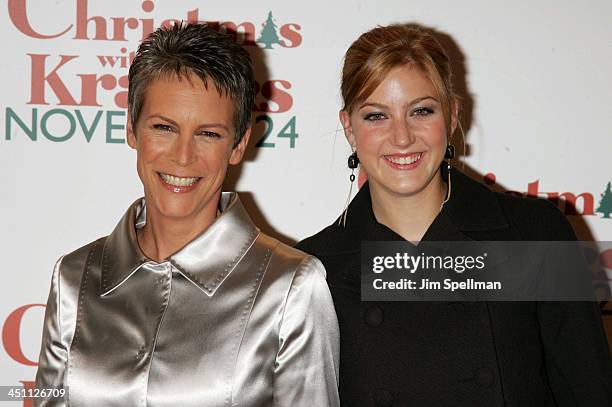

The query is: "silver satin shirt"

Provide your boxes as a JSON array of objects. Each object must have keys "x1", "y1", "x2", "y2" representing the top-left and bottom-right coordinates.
[{"x1": 35, "y1": 193, "x2": 340, "y2": 406}]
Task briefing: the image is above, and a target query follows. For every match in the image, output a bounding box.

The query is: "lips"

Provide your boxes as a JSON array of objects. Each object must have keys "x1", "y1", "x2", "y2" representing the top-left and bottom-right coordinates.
[
  {"x1": 383, "y1": 152, "x2": 424, "y2": 169},
  {"x1": 158, "y1": 172, "x2": 202, "y2": 193}
]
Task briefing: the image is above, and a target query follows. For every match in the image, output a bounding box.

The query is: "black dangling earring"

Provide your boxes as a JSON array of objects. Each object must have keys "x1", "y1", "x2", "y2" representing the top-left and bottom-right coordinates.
[
  {"x1": 339, "y1": 151, "x2": 360, "y2": 227},
  {"x1": 347, "y1": 151, "x2": 359, "y2": 183},
  {"x1": 441, "y1": 144, "x2": 454, "y2": 209},
  {"x1": 444, "y1": 145, "x2": 455, "y2": 160},
  {"x1": 348, "y1": 151, "x2": 360, "y2": 169}
]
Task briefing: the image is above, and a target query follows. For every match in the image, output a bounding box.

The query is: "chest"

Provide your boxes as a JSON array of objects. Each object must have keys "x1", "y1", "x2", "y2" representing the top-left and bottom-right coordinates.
[
  {"x1": 321, "y1": 251, "x2": 548, "y2": 406},
  {"x1": 65, "y1": 251, "x2": 280, "y2": 407}
]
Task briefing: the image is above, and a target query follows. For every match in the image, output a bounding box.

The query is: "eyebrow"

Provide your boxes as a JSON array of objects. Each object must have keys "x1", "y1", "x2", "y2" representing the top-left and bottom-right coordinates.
[
  {"x1": 358, "y1": 96, "x2": 439, "y2": 110},
  {"x1": 147, "y1": 114, "x2": 231, "y2": 132}
]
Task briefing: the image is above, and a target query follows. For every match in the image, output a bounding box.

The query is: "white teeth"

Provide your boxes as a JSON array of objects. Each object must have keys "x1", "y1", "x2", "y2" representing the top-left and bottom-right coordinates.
[
  {"x1": 387, "y1": 153, "x2": 422, "y2": 165},
  {"x1": 160, "y1": 173, "x2": 200, "y2": 187}
]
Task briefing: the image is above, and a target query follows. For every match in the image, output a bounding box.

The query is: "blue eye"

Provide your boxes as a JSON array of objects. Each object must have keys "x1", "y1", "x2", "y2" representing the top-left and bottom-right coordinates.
[
  {"x1": 412, "y1": 107, "x2": 434, "y2": 116},
  {"x1": 364, "y1": 112, "x2": 386, "y2": 121}
]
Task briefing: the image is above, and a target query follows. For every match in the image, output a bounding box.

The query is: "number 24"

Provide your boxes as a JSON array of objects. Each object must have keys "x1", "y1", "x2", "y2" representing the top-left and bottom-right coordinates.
[{"x1": 255, "y1": 115, "x2": 298, "y2": 148}]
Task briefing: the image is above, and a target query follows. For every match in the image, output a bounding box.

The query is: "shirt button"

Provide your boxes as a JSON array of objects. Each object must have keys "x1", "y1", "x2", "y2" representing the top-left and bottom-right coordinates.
[
  {"x1": 364, "y1": 306, "x2": 384, "y2": 326},
  {"x1": 474, "y1": 367, "x2": 494, "y2": 388},
  {"x1": 373, "y1": 389, "x2": 394, "y2": 406}
]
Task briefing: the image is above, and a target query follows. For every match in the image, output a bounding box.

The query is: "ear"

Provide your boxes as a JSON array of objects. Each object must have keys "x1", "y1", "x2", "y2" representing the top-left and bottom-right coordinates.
[
  {"x1": 126, "y1": 111, "x2": 137, "y2": 149},
  {"x1": 339, "y1": 110, "x2": 355, "y2": 147},
  {"x1": 229, "y1": 127, "x2": 251, "y2": 165}
]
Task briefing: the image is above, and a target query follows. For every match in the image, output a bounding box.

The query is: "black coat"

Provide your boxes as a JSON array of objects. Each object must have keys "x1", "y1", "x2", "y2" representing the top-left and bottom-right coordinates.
[{"x1": 297, "y1": 169, "x2": 612, "y2": 407}]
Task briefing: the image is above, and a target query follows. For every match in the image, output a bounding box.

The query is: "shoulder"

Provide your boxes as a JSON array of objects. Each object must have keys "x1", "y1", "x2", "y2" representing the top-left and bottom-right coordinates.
[
  {"x1": 298, "y1": 182, "x2": 376, "y2": 257},
  {"x1": 493, "y1": 191, "x2": 577, "y2": 240},
  {"x1": 296, "y1": 223, "x2": 345, "y2": 256},
  {"x1": 60, "y1": 237, "x2": 106, "y2": 272},
  {"x1": 55, "y1": 237, "x2": 107, "y2": 291},
  {"x1": 257, "y1": 233, "x2": 328, "y2": 280},
  {"x1": 449, "y1": 169, "x2": 577, "y2": 241},
  {"x1": 257, "y1": 234, "x2": 333, "y2": 318},
  {"x1": 271, "y1": 241, "x2": 336, "y2": 323}
]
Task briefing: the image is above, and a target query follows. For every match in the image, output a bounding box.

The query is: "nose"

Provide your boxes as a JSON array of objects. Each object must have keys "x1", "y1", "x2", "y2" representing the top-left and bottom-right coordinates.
[
  {"x1": 172, "y1": 133, "x2": 195, "y2": 166},
  {"x1": 390, "y1": 119, "x2": 416, "y2": 147}
]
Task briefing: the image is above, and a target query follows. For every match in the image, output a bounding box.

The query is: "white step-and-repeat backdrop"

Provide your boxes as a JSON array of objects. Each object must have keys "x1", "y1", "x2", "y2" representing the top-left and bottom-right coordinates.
[{"x1": 1, "y1": 0, "x2": 611, "y2": 401}]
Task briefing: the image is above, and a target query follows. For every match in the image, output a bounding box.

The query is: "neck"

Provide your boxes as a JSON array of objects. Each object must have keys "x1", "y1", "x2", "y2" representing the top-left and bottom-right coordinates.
[
  {"x1": 137, "y1": 201, "x2": 220, "y2": 262},
  {"x1": 370, "y1": 172, "x2": 447, "y2": 242}
]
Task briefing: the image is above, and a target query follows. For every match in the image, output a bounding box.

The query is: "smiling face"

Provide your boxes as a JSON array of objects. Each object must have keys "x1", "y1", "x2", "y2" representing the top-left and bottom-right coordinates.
[
  {"x1": 340, "y1": 63, "x2": 455, "y2": 201},
  {"x1": 127, "y1": 73, "x2": 249, "y2": 225}
]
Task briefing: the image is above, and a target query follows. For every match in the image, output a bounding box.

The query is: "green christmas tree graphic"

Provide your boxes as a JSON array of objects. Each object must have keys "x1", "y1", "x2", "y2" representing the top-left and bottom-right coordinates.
[
  {"x1": 257, "y1": 11, "x2": 281, "y2": 49},
  {"x1": 596, "y1": 181, "x2": 612, "y2": 219}
]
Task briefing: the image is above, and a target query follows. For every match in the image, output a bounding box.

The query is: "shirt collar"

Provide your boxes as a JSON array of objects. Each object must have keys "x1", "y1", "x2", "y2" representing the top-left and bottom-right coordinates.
[
  {"x1": 342, "y1": 168, "x2": 509, "y2": 245},
  {"x1": 442, "y1": 167, "x2": 508, "y2": 232},
  {"x1": 100, "y1": 193, "x2": 260, "y2": 297}
]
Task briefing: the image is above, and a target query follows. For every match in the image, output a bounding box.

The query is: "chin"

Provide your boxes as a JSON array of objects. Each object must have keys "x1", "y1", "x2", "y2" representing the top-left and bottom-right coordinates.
[
  {"x1": 377, "y1": 171, "x2": 439, "y2": 197},
  {"x1": 387, "y1": 183, "x2": 426, "y2": 197},
  {"x1": 150, "y1": 195, "x2": 199, "y2": 220}
]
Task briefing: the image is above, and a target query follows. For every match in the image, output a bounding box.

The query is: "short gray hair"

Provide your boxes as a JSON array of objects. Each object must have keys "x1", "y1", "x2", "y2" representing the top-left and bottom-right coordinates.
[{"x1": 128, "y1": 22, "x2": 255, "y2": 146}]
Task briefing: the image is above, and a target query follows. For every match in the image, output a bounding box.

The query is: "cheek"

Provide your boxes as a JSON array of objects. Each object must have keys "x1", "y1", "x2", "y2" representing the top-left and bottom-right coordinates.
[
  {"x1": 416, "y1": 121, "x2": 447, "y2": 146},
  {"x1": 138, "y1": 138, "x2": 167, "y2": 164},
  {"x1": 194, "y1": 143, "x2": 233, "y2": 170},
  {"x1": 353, "y1": 125, "x2": 387, "y2": 154}
]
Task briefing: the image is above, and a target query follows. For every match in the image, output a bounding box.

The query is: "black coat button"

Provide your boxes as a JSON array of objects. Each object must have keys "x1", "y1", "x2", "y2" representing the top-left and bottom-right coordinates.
[
  {"x1": 364, "y1": 306, "x2": 384, "y2": 326},
  {"x1": 373, "y1": 389, "x2": 394, "y2": 406},
  {"x1": 474, "y1": 367, "x2": 494, "y2": 388}
]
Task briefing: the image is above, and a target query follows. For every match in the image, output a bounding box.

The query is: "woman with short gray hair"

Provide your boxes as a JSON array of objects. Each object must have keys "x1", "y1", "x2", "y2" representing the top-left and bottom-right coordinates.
[{"x1": 35, "y1": 23, "x2": 340, "y2": 407}]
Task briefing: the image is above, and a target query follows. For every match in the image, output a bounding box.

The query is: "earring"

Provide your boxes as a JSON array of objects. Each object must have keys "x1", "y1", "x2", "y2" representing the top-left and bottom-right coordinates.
[
  {"x1": 338, "y1": 151, "x2": 359, "y2": 227},
  {"x1": 348, "y1": 151, "x2": 359, "y2": 169},
  {"x1": 441, "y1": 145, "x2": 454, "y2": 209},
  {"x1": 444, "y1": 145, "x2": 455, "y2": 159}
]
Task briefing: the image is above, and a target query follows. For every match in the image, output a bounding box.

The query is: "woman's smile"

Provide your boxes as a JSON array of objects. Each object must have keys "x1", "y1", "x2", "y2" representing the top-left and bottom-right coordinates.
[
  {"x1": 382, "y1": 152, "x2": 424, "y2": 170},
  {"x1": 158, "y1": 172, "x2": 203, "y2": 193}
]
